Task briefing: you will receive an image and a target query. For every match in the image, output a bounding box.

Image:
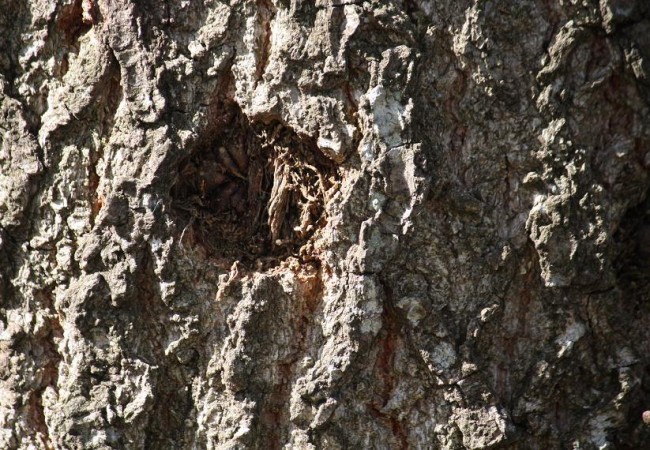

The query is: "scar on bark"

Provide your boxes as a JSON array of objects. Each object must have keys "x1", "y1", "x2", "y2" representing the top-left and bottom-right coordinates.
[{"x1": 171, "y1": 100, "x2": 340, "y2": 270}]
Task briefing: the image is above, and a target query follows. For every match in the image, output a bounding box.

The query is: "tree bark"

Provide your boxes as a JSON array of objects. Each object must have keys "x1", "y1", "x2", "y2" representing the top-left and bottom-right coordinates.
[{"x1": 1, "y1": 0, "x2": 650, "y2": 448}]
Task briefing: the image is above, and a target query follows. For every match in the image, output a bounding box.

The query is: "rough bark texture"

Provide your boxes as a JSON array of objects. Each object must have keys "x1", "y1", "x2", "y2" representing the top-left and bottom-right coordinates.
[{"x1": 1, "y1": 0, "x2": 650, "y2": 448}]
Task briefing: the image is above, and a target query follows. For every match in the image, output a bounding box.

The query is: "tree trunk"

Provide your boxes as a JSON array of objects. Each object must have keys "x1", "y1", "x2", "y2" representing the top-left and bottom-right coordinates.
[{"x1": 2, "y1": 0, "x2": 650, "y2": 448}]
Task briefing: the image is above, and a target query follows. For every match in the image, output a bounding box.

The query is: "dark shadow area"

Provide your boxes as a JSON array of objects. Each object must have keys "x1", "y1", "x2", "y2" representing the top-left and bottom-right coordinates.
[
  {"x1": 613, "y1": 191, "x2": 650, "y2": 302},
  {"x1": 611, "y1": 190, "x2": 650, "y2": 446}
]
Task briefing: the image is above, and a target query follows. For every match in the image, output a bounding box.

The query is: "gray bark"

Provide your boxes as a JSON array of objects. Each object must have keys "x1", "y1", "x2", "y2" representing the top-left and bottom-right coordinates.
[{"x1": 1, "y1": 0, "x2": 650, "y2": 448}]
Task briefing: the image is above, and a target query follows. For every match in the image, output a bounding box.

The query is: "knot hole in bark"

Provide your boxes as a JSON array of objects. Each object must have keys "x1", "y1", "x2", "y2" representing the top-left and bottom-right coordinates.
[{"x1": 171, "y1": 101, "x2": 339, "y2": 269}]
